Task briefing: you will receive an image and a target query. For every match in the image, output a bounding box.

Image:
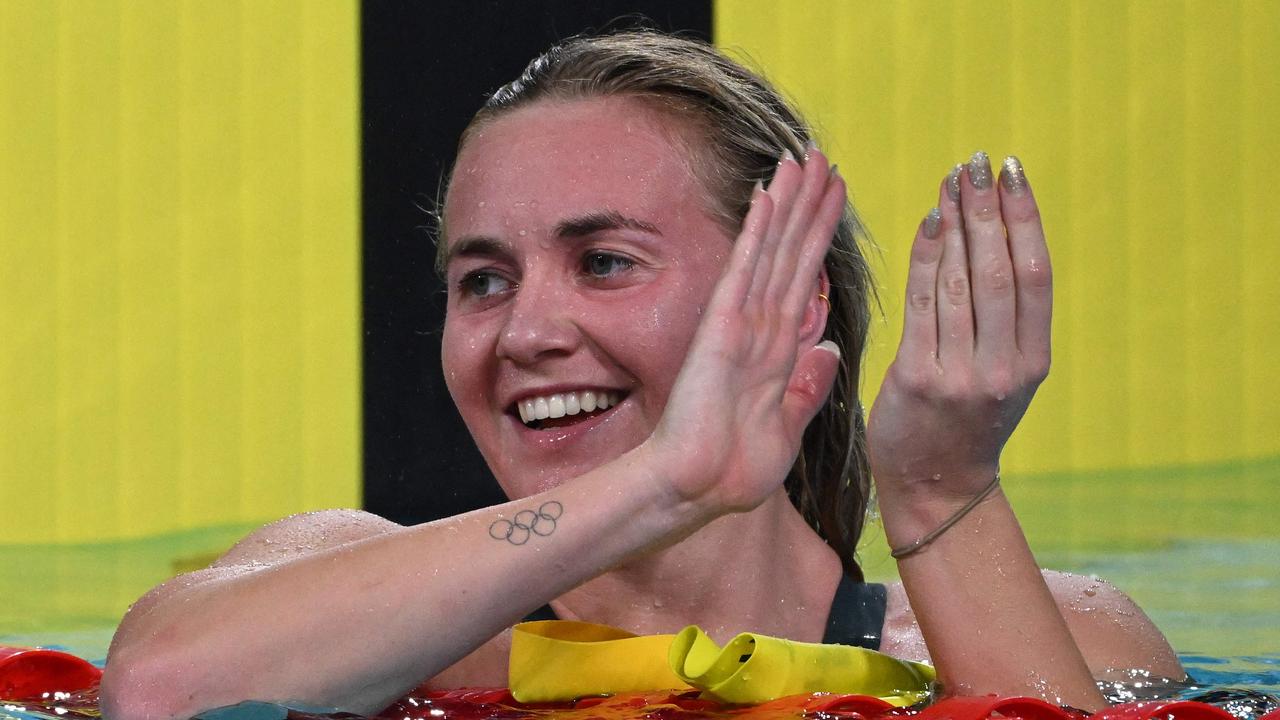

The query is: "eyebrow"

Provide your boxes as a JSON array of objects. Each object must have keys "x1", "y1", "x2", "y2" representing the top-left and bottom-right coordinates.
[
  {"x1": 442, "y1": 210, "x2": 661, "y2": 270},
  {"x1": 554, "y1": 210, "x2": 661, "y2": 238}
]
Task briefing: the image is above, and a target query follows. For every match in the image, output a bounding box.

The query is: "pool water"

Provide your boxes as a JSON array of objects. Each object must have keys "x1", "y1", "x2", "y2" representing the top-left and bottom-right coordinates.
[
  {"x1": 2, "y1": 538, "x2": 1277, "y2": 720},
  {"x1": 1, "y1": 659, "x2": 1278, "y2": 720}
]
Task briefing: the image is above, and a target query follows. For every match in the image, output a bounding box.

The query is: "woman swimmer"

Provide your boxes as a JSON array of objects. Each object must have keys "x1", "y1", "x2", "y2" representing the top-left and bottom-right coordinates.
[{"x1": 100, "y1": 31, "x2": 1184, "y2": 720}]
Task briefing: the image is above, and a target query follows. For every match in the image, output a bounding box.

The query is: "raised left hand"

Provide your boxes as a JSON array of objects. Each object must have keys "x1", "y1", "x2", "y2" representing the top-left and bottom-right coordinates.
[{"x1": 868, "y1": 153, "x2": 1052, "y2": 510}]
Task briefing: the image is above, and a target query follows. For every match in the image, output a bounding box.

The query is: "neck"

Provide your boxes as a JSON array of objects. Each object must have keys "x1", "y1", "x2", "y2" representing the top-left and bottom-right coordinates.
[{"x1": 553, "y1": 490, "x2": 844, "y2": 644}]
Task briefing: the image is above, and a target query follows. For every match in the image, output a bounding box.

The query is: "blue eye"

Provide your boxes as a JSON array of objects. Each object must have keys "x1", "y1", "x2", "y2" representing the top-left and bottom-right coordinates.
[
  {"x1": 583, "y1": 252, "x2": 634, "y2": 278},
  {"x1": 459, "y1": 271, "x2": 511, "y2": 298}
]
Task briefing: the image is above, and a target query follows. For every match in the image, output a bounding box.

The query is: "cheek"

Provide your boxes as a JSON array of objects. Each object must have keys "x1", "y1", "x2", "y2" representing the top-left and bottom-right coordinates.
[
  {"x1": 615, "y1": 276, "x2": 719, "y2": 411},
  {"x1": 441, "y1": 319, "x2": 486, "y2": 405}
]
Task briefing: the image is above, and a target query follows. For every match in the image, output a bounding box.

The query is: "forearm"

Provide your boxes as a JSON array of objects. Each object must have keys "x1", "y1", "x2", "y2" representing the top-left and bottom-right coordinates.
[
  {"x1": 102, "y1": 444, "x2": 707, "y2": 720},
  {"x1": 878, "y1": 476, "x2": 1106, "y2": 710}
]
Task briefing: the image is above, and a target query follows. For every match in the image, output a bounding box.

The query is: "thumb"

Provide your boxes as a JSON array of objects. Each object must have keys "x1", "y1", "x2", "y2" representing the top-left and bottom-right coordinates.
[{"x1": 782, "y1": 340, "x2": 841, "y2": 431}]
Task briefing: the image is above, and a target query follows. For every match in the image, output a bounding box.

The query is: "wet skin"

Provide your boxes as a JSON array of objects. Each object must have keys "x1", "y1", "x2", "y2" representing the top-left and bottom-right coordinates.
[
  {"x1": 98, "y1": 91, "x2": 1186, "y2": 720},
  {"x1": 441, "y1": 97, "x2": 737, "y2": 499}
]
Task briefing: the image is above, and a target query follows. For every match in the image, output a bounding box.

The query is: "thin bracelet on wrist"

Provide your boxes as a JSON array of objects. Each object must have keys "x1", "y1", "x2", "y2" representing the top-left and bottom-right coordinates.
[{"x1": 889, "y1": 473, "x2": 1002, "y2": 559}]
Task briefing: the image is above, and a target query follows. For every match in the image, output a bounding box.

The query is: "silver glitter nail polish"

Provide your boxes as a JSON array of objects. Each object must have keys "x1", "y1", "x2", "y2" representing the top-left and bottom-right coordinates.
[
  {"x1": 1000, "y1": 156, "x2": 1027, "y2": 195},
  {"x1": 969, "y1": 151, "x2": 993, "y2": 190},
  {"x1": 923, "y1": 207, "x2": 942, "y2": 239},
  {"x1": 947, "y1": 164, "x2": 963, "y2": 202}
]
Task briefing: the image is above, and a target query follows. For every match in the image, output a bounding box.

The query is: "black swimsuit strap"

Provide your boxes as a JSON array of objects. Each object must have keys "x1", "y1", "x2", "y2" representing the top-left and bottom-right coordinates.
[
  {"x1": 521, "y1": 574, "x2": 887, "y2": 651},
  {"x1": 822, "y1": 576, "x2": 886, "y2": 651},
  {"x1": 522, "y1": 602, "x2": 559, "y2": 622}
]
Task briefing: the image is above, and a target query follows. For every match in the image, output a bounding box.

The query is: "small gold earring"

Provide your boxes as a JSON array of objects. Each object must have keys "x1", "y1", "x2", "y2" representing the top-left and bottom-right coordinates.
[{"x1": 818, "y1": 292, "x2": 830, "y2": 309}]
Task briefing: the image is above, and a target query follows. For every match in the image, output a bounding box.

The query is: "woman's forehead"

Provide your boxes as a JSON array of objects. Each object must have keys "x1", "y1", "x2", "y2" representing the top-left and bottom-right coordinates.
[{"x1": 443, "y1": 97, "x2": 713, "y2": 240}]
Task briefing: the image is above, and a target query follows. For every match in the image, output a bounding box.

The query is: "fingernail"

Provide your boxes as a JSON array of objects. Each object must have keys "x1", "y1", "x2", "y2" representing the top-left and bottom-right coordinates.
[
  {"x1": 779, "y1": 148, "x2": 795, "y2": 165},
  {"x1": 923, "y1": 207, "x2": 942, "y2": 239},
  {"x1": 946, "y1": 164, "x2": 963, "y2": 202},
  {"x1": 829, "y1": 163, "x2": 839, "y2": 178},
  {"x1": 804, "y1": 139, "x2": 820, "y2": 161},
  {"x1": 968, "y1": 151, "x2": 993, "y2": 189},
  {"x1": 1000, "y1": 155, "x2": 1027, "y2": 195},
  {"x1": 753, "y1": 178, "x2": 764, "y2": 195},
  {"x1": 817, "y1": 340, "x2": 841, "y2": 359}
]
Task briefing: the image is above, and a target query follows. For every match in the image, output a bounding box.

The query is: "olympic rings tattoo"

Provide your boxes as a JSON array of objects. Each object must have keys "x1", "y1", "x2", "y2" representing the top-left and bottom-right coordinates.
[{"x1": 489, "y1": 501, "x2": 563, "y2": 546}]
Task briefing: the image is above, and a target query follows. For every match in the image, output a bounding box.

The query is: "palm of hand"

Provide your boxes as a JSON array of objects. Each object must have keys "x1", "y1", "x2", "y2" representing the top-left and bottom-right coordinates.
[
  {"x1": 649, "y1": 149, "x2": 845, "y2": 514},
  {"x1": 868, "y1": 154, "x2": 1052, "y2": 501}
]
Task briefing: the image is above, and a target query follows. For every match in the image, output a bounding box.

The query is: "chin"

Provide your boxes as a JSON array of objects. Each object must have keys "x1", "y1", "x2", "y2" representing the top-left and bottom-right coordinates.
[{"x1": 492, "y1": 449, "x2": 636, "y2": 501}]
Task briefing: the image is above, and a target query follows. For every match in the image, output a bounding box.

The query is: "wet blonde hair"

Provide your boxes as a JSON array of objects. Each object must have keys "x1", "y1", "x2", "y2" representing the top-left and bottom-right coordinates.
[{"x1": 439, "y1": 30, "x2": 877, "y2": 581}]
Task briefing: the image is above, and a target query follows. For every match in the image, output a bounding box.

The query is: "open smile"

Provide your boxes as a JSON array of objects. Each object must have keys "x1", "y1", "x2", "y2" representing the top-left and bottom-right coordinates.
[{"x1": 512, "y1": 389, "x2": 626, "y2": 430}]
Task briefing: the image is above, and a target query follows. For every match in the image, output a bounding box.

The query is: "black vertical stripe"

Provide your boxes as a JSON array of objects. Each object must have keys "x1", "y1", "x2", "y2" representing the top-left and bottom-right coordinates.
[{"x1": 361, "y1": 2, "x2": 714, "y2": 524}]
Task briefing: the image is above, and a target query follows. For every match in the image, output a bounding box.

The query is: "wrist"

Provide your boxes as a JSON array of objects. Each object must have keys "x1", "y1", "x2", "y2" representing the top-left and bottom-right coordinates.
[
  {"x1": 873, "y1": 465, "x2": 1004, "y2": 546},
  {"x1": 624, "y1": 439, "x2": 724, "y2": 528}
]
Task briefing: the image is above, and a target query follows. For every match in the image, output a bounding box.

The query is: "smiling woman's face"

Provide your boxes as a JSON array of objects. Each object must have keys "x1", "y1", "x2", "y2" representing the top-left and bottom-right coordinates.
[{"x1": 440, "y1": 96, "x2": 734, "y2": 498}]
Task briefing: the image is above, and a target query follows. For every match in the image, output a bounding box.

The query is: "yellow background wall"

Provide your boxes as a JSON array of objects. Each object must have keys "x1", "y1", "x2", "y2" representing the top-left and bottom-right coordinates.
[
  {"x1": 1, "y1": 1, "x2": 1276, "y2": 551},
  {"x1": 716, "y1": 0, "x2": 1280, "y2": 557},
  {"x1": 0, "y1": 1, "x2": 360, "y2": 544},
  {"x1": 0, "y1": 0, "x2": 1275, "y2": 646}
]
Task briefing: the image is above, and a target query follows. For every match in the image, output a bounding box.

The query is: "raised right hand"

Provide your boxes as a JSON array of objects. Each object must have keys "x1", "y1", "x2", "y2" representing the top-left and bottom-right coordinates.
[{"x1": 646, "y1": 148, "x2": 846, "y2": 514}]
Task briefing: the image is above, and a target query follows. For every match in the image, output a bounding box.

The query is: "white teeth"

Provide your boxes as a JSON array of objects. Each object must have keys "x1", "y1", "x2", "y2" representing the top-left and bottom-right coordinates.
[
  {"x1": 516, "y1": 389, "x2": 622, "y2": 426},
  {"x1": 548, "y1": 394, "x2": 566, "y2": 419}
]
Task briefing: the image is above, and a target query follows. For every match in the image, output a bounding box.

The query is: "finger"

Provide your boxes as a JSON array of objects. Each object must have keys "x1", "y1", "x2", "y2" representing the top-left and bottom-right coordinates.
[
  {"x1": 769, "y1": 146, "x2": 834, "y2": 303},
  {"x1": 959, "y1": 151, "x2": 1017, "y2": 359},
  {"x1": 896, "y1": 205, "x2": 945, "y2": 366},
  {"x1": 936, "y1": 163, "x2": 974, "y2": 363},
  {"x1": 781, "y1": 341, "x2": 841, "y2": 436},
  {"x1": 782, "y1": 170, "x2": 845, "y2": 324},
  {"x1": 752, "y1": 150, "x2": 804, "y2": 292},
  {"x1": 710, "y1": 183, "x2": 774, "y2": 314},
  {"x1": 998, "y1": 156, "x2": 1052, "y2": 372}
]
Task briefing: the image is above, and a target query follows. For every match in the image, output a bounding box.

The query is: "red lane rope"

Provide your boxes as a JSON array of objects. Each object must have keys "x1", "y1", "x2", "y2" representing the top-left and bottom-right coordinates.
[
  {"x1": 3, "y1": 646, "x2": 1276, "y2": 720},
  {"x1": 0, "y1": 646, "x2": 102, "y2": 702}
]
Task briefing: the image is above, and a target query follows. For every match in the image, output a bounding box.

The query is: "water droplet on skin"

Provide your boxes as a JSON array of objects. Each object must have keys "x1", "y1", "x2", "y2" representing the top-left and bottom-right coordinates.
[{"x1": 518, "y1": 229, "x2": 527, "y2": 237}]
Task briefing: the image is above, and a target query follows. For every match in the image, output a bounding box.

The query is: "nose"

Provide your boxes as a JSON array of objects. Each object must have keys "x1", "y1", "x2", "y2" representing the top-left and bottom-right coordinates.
[{"x1": 495, "y1": 276, "x2": 582, "y2": 365}]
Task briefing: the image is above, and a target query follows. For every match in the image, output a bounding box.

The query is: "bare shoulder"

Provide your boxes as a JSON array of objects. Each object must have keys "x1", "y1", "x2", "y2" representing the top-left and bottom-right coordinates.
[
  {"x1": 111, "y1": 510, "x2": 402, "y2": 658},
  {"x1": 880, "y1": 571, "x2": 1185, "y2": 679},
  {"x1": 212, "y1": 509, "x2": 403, "y2": 568},
  {"x1": 879, "y1": 581, "x2": 930, "y2": 663},
  {"x1": 1039, "y1": 569, "x2": 1185, "y2": 680}
]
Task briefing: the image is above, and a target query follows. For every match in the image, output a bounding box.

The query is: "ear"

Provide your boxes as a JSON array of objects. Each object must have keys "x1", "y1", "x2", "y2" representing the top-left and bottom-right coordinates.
[{"x1": 799, "y1": 267, "x2": 831, "y2": 347}]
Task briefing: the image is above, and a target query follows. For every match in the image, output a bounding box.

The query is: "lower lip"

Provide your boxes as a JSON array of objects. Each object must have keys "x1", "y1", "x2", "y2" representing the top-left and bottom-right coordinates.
[{"x1": 510, "y1": 401, "x2": 624, "y2": 448}]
